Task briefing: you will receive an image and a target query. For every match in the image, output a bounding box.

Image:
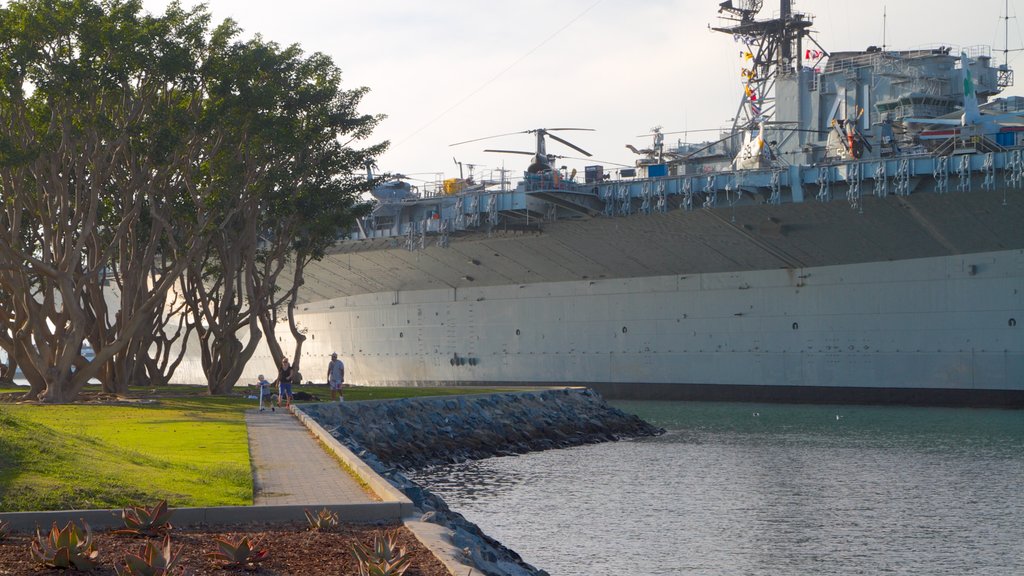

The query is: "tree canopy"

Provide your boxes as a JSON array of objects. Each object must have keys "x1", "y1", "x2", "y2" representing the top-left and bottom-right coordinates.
[{"x1": 0, "y1": 0, "x2": 382, "y2": 402}]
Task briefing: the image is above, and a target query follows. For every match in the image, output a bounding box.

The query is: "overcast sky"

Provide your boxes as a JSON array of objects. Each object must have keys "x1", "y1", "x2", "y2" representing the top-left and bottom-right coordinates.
[{"x1": 143, "y1": 0, "x2": 1024, "y2": 183}]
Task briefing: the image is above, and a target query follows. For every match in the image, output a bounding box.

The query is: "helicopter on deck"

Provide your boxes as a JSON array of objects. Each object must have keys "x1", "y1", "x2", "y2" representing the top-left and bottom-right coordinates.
[{"x1": 451, "y1": 128, "x2": 594, "y2": 175}]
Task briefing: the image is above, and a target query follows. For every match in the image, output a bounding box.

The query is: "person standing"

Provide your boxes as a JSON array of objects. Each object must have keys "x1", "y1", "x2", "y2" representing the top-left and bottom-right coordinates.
[
  {"x1": 327, "y1": 352, "x2": 345, "y2": 402},
  {"x1": 275, "y1": 357, "x2": 295, "y2": 408}
]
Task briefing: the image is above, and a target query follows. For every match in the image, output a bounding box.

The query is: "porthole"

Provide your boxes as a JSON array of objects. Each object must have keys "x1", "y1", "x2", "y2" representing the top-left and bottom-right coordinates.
[
  {"x1": 792, "y1": 322, "x2": 799, "y2": 330},
  {"x1": 516, "y1": 329, "x2": 521, "y2": 336},
  {"x1": 399, "y1": 332, "x2": 404, "y2": 338},
  {"x1": 1011, "y1": 318, "x2": 1017, "y2": 327},
  {"x1": 622, "y1": 326, "x2": 628, "y2": 334}
]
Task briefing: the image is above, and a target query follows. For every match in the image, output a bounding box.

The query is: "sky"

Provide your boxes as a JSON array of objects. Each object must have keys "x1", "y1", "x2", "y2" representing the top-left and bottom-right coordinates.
[{"x1": 141, "y1": 0, "x2": 1024, "y2": 184}]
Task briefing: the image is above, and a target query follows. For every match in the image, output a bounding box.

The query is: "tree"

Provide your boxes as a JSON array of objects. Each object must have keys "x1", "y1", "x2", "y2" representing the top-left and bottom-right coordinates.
[
  {"x1": 0, "y1": 0, "x2": 385, "y2": 400},
  {"x1": 182, "y1": 33, "x2": 383, "y2": 394},
  {"x1": 249, "y1": 51, "x2": 381, "y2": 378},
  {"x1": 0, "y1": 0, "x2": 216, "y2": 402}
]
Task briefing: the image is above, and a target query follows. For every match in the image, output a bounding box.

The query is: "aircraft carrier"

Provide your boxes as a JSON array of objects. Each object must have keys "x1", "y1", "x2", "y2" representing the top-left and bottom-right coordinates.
[{"x1": 234, "y1": 1, "x2": 1023, "y2": 406}]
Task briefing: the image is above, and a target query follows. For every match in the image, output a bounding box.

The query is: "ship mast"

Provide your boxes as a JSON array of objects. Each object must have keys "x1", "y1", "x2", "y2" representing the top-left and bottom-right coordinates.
[
  {"x1": 998, "y1": 0, "x2": 1018, "y2": 88},
  {"x1": 711, "y1": 0, "x2": 822, "y2": 133}
]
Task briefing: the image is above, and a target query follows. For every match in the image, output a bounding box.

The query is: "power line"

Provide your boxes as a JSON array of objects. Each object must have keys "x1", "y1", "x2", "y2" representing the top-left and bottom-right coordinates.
[{"x1": 391, "y1": 0, "x2": 604, "y2": 150}]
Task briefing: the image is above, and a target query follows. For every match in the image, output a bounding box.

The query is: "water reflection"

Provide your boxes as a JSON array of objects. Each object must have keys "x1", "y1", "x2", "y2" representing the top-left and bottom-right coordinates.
[{"x1": 415, "y1": 457, "x2": 529, "y2": 503}]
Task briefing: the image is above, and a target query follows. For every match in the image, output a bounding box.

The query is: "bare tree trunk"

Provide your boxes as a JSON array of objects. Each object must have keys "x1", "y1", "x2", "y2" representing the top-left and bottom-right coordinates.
[
  {"x1": 286, "y1": 256, "x2": 309, "y2": 373},
  {"x1": 184, "y1": 210, "x2": 263, "y2": 395}
]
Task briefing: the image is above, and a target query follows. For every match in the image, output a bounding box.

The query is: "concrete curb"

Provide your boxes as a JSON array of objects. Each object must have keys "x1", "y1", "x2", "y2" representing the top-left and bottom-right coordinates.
[
  {"x1": 0, "y1": 502, "x2": 407, "y2": 533},
  {"x1": 404, "y1": 519, "x2": 478, "y2": 576}
]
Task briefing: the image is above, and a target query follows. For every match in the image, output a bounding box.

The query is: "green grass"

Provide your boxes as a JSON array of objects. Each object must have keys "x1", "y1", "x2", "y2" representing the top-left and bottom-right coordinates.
[
  {"x1": 0, "y1": 397, "x2": 252, "y2": 513},
  {"x1": 0, "y1": 384, "x2": 521, "y2": 512}
]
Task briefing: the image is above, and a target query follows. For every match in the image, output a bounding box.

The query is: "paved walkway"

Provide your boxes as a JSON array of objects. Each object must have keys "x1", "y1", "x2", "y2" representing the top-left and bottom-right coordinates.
[{"x1": 245, "y1": 407, "x2": 375, "y2": 506}]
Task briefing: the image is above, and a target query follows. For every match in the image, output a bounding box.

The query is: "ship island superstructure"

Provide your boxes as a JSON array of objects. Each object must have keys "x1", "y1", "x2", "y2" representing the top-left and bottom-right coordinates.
[{"x1": 176, "y1": 1, "x2": 1023, "y2": 406}]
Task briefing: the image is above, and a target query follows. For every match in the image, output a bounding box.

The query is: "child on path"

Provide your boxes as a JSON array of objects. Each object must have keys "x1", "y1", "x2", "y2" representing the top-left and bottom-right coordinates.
[{"x1": 257, "y1": 374, "x2": 274, "y2": 412}]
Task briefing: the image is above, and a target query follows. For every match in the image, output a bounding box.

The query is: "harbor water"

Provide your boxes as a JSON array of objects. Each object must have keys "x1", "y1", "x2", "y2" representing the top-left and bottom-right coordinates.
[{"x1": 409, "y1": 401, "x2": 1024, "y2": 575}]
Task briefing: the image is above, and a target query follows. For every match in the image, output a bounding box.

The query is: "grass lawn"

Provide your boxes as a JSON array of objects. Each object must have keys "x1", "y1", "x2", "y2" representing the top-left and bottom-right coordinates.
[{"x1": 0, "y1": 383, "x2": 518, "y2": 513}]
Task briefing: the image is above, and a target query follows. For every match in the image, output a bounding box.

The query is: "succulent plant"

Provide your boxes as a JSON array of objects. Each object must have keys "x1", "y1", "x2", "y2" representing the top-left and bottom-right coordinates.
[
  {"x1": 351, "y1": 530, "x2": 413, "y2": 576},
  {"x1": 29, "y1": 520, "x2": 99, "y2": 570},
  {"x1": 114, "y1": 534, "x2": 184, "y2": 576},
  {"x1": 304, "y1": 507, "x2": 339, "y2": 532},
  {"x1": 206, "y1": 535, "x2": 268, "y2": 569},
  {"x1": 356, "y1": 561, "x2": 415, "y2": 576},
  {"x1": 114, "y1": 499, "x2": 174, "y2": 537}
]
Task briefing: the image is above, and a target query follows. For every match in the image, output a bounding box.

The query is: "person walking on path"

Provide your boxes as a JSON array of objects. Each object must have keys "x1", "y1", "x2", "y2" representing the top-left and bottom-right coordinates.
[
  {"x1": 275, "y1": 358, "x2": 295, "y2": 408},
  {"x1": 327, "y1": 352, "x2": 345, "y2": 402}
]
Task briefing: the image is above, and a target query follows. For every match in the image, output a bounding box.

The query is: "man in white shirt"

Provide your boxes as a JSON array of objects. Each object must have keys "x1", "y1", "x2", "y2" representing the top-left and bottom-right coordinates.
[{"x1": 327, "y1": 352, "x2": 345, "y2": 402}]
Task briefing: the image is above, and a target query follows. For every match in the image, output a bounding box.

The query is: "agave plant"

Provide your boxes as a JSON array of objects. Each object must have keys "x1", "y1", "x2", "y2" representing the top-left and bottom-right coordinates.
[
  {"x1": 115, "y1": 534, "x2": 184, "y2": 576},
  {"x1": 357, "y1": 561, "x2": 415, "y2": 576},
  {"x1": 206, "y1": 535, "x2": 268, "y2": 569},
  {"x1": 304, "y1": 507, "x2": 339, "y2": 532},
  {"x1": 351, "y1": 530, "x2": 413, "y2": 576},
  {"x1": 29, "y1": 520, "x2": 99, "y2": 570},
  {"x1": 114, "y1": 500, "x2": 174, "y2": 537}
]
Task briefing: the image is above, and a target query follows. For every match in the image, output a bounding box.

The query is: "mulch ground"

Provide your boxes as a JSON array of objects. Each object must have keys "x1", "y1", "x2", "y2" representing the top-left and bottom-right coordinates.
[{"x1": 0, "y1": 522, "x2": 453, "y2": 575}]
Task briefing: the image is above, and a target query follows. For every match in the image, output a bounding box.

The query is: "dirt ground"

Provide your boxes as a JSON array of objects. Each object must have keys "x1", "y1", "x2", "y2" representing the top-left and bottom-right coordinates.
[{"x1": 0, "y1": 522, "x2": 453, "y2": 575}]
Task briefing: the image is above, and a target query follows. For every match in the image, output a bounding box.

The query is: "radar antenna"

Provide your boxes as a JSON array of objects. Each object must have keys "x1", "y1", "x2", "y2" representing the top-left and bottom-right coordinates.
[{"x1": 717, "y1": 0, "x2": 762, "y2": 22}]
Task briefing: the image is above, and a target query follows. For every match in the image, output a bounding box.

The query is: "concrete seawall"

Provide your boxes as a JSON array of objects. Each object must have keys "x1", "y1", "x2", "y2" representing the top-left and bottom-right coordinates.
[{"x1": 301, "y1": 387, "x2": 662, "y2": 576}]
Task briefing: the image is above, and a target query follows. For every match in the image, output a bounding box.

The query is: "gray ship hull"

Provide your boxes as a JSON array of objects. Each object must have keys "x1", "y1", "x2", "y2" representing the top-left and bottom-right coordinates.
[{"x1": 218, "y1": 188, "x2": 1022, "y2": 407}]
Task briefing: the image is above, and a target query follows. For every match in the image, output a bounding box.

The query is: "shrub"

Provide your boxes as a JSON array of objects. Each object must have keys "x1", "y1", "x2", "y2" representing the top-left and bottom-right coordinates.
[
  {"x1": 29, "y1": 520, "x2": 99, "y2": 570},
  {"x1": 115, "y1": 534, "x2": 184, "y2": 576},
  {"x1": 114, "y1": 500, "x2": 174, "y2": 537},
  {"x1": 206, "y1": 535, "x2": 268, "y2": 569},
  {"x1": 304, "y1": 507, "x2": 339, "y2": 532},
  {"x1": 351, "y1": 530, "x2": 413, "y2": 576}
]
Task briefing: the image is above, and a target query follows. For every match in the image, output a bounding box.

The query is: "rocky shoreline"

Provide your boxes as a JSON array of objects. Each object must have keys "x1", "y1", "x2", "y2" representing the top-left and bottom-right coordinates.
[{"x1": 302, "y1": 387, "x2": 662, "y2": 576}]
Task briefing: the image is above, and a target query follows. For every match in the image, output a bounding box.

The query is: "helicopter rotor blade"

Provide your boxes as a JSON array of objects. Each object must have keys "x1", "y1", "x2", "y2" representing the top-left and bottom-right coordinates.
[
  {"x1": 484, "y1": 149, "x2": 535, "y2": 156},
  {"x1": 450, "y1": 130, "x2": 533, "y2": 146},
  {"x1": 643, "y1": 125, "x2": 829, "y2": 139},
  {"x1": 683, "y1": 132, "x2": 739, "y2": 159},
  {"x1": 637, "y1": 128, "x2": 727, "y2": 137},
  {"x1": 545, "y1": 132, "x2": 592, "y2": 157},
  {"x1": 453, "y1": 128, "x2": 595, "y2": 147},
  {"x1": 540, "y1": 127, "x2": 596, "y2": 133},
  {"x1": 559, "y1": 156, "x2": 633, "y2": 167}
]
